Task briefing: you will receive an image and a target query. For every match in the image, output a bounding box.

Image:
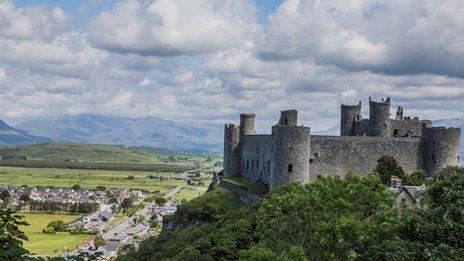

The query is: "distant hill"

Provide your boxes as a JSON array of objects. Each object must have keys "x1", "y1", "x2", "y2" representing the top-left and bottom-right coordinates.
[
  {"x1": 0, "y1": 119, "x2": 50, "y2": 145},
  {"x1": 0, "y1": 142, "x2": 161, "y2": 164},
  {"x1": 15, "y1": 114, "x2": 223, "y2": 152}
]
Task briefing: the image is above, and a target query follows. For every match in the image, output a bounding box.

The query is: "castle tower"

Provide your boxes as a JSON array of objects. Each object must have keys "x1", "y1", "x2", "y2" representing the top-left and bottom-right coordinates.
[
  {"x1": 278, "y1": 109, "x2": 298, "y2": 126},
  {"x1": 240, "y1": 113, "x2": 255, "y2": 137},
  {"x1": 422, "y1": 126, "x2": 461, "y2": 176},
  {"x1": 223, "y1": 124, "x2": 239, "y2": 178},
  {"x1": 270, "y1": 111, "x2": 310, "y2": 190},
  {"x1": 340, "y1": 101, "x2": 362, "y2": 136},
  {"x1": 368, "y1": 97, "x2": 391, "y2": 137}
]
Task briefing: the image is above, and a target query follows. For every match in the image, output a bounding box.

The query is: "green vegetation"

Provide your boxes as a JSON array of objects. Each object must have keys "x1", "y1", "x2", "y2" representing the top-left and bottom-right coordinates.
[
  {"x1": 374, "y1": 155, "x2": 427, "y2": 186},
  {"x1": 173, "y1": 187, "x2": 207, "y2": 202},
  {"x1": 0, "y1": 209, "x2": 29, "y2": 260},
  {"x1": 20, "y1": 213, "x2": 90, "y2": 255},
  {"x1": 0, "y1": 166, "x2": 185, "y2": 192},
  {"x1": 119, "y1": 169, "x2": 464, "y2": 260}
]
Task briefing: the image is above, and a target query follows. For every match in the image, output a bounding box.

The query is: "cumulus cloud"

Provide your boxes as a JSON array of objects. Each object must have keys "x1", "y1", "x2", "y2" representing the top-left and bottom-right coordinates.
[
  {"x1": 89, "y1": 0, "x2": 259, "y2": 56},
  {"x1": 259, "y1": 0, "x2": 464, "y2": 78}
]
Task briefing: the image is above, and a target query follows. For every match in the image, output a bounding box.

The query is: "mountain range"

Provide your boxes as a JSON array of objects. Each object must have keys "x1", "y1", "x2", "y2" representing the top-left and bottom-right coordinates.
[
  {"x1": 0, "y1": 115, "x2": 461, "y2": 155},
  {"x1": 13, "y1": 114, "x2": 223, "y2": 152}
]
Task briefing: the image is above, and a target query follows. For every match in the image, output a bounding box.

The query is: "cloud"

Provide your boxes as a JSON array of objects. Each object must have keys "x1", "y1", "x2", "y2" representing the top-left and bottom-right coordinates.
[
  {"x1": 258, "y1": 0, "x2": 464, "y2": 78},
  {"x1": 89, "y1": 0, "x2": 259, "y2": 56}
]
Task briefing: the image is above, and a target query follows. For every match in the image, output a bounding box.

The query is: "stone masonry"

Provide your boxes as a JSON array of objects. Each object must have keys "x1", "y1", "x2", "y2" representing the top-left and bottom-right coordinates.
[{"x1": 223, "y1": 97, "x2": 461, "y2": 190}]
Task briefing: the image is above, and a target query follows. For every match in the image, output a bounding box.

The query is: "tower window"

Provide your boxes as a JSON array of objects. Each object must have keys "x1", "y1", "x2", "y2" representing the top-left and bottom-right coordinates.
[
  {"x1": 314, "y1": 153, "x2": 319, "y2": 159},
  {"x1": 432, "y1": 141, "x2": 436, "y2": 147},
  {"x1": 267, "y1": 161, "x2": 270, "y2": 173},
  {"x1": 393, "y1": 129, "x2": 399, "y2": 137},
  {"x1": 285, "y1": 118, "x2": 288, "y2": 125},
  {"x1": 252, "y1": 160, "x2": 254, "y2": 170},
  {"x1": 257, "y1": 159, "x2": 259, "y2": 169},
  {"x1": 458, "y1": 156, "x2": 461, "y2": 163},
  {"x1": 288, "y1": 164, "x2": 293, "y2": 173},
  {"x1": 432, "y1": 155, "x2": 436, "y2": 163},
  {"x1": 246, "y1": 160, "x2": 249, "y2": 170}
]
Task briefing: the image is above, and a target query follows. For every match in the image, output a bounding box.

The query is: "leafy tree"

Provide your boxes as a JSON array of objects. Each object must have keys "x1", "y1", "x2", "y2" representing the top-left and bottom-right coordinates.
[
  {"x1": 72, "y1": 184, "x2": 81, "y2": 190},
  {"x1": 127, "y1": 175, "x2": 135, "y2": 180},
  {"x1": 397, "y1": 173, "x2": 464, "y2": 259},
  {"x1": 0, "y1": 190, "x2": 10, "y2": 201},
  {"x1": 121, "y1": 198, "x2": 133, "y2": 209},
  {"x1": 19, "y1": 193, "x2": 30, "y2": 202},
  {"x1": 93, "y1": 234, "x2": 106, "y2": 248},
  {"x1": 0, "y1": 209, "x2": 30, "y2": 260},
  {"x1": 374, "y1": 155, "x2": 405, "y2": 185},
  {"x1": 402, "y1": 170, "x2": 427, "y2": 186},
  {"x1": 155, "y1": 197, "x2": 167, "y2": 206},
  {"x1": 435, "y1": 165, "x2": 464, "y2": 180},
  {"x1": 96, "y1": 185, "x2": 106, "y2": 191},
  {"x1": 46, "y1": 220, "x2": 67, "y2": 232}
]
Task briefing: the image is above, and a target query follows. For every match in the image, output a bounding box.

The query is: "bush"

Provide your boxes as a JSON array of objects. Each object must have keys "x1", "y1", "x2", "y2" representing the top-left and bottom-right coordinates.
[
  {"x1": 96, "y1": 185, "x2": 106, "y2": 191},
  {"x1": 121, "y1": 198, "x2": 133, "y2": 209},
  {"x1": 46, "y1": 220, "x2": 67, "y2": 232},
  {"x1": 155, "y1": 197, "x2": 167, "y2": 206},
  {"x1": 42, "y1": 226, "x2": 55, "y2": 234},
  {"x1": 403, "y1": 170, "x2": 426, "y2": 186}
]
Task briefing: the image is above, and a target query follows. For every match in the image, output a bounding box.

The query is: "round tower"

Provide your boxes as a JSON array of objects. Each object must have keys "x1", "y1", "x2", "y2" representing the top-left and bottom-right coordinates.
[
  {"x1": 223, "y1": 124, "x2": 240, "y2": 178},
  {"x1": 340, "y1": 101, "x2": 362, "y2": 136},
  {"x1": 240, "y1": 113, "x2": 255, "y2": 137},
  {"x1": 270, "y1": 125, "x2": 310, "y2": 190},
  {"x1": 422, "y1": 126, "x2": 461, "y2": 176},
  {"x1": 368, "y1": 97, "x2": 391, "y2": 137},
  {"x1": 278, "y1": 110, "x2": 298, "y2": 126}
]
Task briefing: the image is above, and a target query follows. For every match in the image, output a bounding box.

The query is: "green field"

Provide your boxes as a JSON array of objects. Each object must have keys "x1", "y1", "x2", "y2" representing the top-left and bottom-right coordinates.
[
  {"x1": 173, "y1": 186, "x2": 208, "y2": 202},
  {"x1": 0, "y1": 167, "x2": 185, "y2": 192},
  {"x1": 20, "y1": 213, "x2": 90, "y2": 255}
]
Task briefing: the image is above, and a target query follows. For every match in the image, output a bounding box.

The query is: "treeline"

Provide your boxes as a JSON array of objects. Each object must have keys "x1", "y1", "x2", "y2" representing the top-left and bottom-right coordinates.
[
  {"x1": 28, "y1": 200, "x2": 99, "y2": 213},
  {"x1": 0, "y1": 159, "x2": 191, "y2": 173},
  {"x1": 118, "y1": 166, "x2": 464, "y2": 260}
]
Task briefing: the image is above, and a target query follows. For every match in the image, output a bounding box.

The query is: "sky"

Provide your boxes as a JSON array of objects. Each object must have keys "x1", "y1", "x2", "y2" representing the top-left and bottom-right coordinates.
[{"x1": 0, "y1": 0, "x2": 464, "y2": 131}]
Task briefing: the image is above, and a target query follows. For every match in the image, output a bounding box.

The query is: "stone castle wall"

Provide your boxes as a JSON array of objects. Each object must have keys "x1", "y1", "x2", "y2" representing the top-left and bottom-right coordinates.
[
  {"x1": 310, "y1": 135, "x2": 424, "y2": 176},
  {"x1": 241, "y1": 135, "x2": 272, "y2": 184}
]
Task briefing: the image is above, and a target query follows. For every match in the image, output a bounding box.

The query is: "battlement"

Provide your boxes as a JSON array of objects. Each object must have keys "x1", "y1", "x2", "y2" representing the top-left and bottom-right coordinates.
[
  {"x1": 369, "y1": 96, "x2": 391, "y2": 106},
  {"x1": 224, "y1": 97, "x2": 461, "y2": 190}
]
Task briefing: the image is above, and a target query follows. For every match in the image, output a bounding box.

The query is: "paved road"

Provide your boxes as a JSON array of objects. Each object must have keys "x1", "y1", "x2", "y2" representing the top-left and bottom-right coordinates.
[{"x1": 103, "y1": 185, "x2": 182, "y2": 240}]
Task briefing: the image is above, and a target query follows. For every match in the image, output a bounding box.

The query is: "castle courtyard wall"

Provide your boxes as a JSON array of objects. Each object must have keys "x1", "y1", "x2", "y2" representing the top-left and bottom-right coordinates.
[
  {"x1": 241, "y1": 134, "x2": 272, "y2": 184},
  {"x1": 310, "y1": 135, "x2": 424, "y2": 177}
]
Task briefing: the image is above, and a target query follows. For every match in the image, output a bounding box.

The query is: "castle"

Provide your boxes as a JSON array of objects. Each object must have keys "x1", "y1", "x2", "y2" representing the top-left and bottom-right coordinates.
[{"x1": 223, "y1": 97, "x2": 461, "y2": 190}]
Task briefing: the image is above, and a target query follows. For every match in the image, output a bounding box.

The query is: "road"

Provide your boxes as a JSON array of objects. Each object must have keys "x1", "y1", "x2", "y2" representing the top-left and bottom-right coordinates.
[{"x1": 102, "y1": 185, "x2": 182, "y2": 241}]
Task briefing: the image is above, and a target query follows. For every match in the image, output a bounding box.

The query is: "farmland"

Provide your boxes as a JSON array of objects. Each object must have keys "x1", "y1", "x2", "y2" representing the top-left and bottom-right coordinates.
[
  {"x1": 173, "y1": 186, "x2": 208, "y2": 202},
  {"x1": 0, "y1": 167, "x2": 185, "y2": 192},
  {"x1": 20, "y1": 213, "x2": 91, "y2": 255}
]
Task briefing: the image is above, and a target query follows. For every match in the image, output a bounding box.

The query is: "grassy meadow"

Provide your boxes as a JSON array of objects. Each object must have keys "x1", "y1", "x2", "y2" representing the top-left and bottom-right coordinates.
[
  {"x1": 20, "y1": 213, "x2": 91, "y2": 255},
  {"x1": 0, "y1": 166, "x2": 185, "y2": 192},
  {"x1": 173, "y1": 186, "x2": 208, "y2": 202}
]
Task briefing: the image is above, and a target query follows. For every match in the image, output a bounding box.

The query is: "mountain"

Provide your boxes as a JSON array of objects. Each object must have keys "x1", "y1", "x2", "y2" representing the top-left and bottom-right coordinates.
[
  {"x1": 14, "y1": 114, "x2": 223, "y2": 152},
  {"x1": 0, "y1": 119, "x2": 50, "y2": 145},
  {"x1": 313, "y1": 124, "x2": 340, "y2": 135}
]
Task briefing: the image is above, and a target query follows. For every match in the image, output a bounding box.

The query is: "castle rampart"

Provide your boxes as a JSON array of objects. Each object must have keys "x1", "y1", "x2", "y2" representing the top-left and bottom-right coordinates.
[{"x1": 224, "y1": 97, "x2": 461, "y2": 190}]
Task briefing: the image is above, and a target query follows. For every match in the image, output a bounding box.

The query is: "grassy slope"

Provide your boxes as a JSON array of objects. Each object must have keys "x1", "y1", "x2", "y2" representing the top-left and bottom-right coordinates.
[
  {"x1": 173, "y1": 186, "x2": 208, "y2": 202},
  {"x1": 20, "y1": 213, "x2": 90, "y2": 255},
  {"x1": 8, "y1": 143, "x2": 162, "y2": 164},
  {"x1": 0, "y1": 166, "x2": 185, "y2": 192}
]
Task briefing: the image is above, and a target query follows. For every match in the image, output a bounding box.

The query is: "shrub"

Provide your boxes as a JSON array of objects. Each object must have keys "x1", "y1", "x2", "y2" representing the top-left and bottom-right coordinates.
[{"x1": 374, "y1": 155, "x2": 405, "y2": 185}]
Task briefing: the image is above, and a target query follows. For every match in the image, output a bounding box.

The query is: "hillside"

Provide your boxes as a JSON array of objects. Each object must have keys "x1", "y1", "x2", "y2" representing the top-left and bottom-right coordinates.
[
  {"x1": 14, "y1": 114, "x2": 223, "y2": 152},
  {"x1": 0, "y1": 119, "x2": 50, "y2": 145},
  {"x1": 0, "y1": 143, "x2": 162, "y2": 164}
]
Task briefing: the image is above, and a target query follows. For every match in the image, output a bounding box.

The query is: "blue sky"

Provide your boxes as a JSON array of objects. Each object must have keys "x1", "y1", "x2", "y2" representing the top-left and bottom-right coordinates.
[{"x1": 16, "y1": 0, "x2": 284, "y2": 23}]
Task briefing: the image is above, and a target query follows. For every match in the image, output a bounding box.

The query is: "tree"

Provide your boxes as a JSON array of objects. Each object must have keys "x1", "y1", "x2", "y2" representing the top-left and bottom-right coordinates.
[
  {"x1": 402, "y1": 170, "x2": 426, "y2": 186},
  {"x1": 155, "y1": 197, "x2": 167, "y2": 206},
  {"x1": 127, "y1": 175, "x2": 135, "y2": 180},
  {"x1": 94, "y1": 234, "x2": 106, "y2": 248},
  {"x1": 0, "y1": 209, "x2": 30, "y2": 260},
  {"x1": 96, "y1": 185, "x2": 106, "y2": 191},
  {"x1": 121, "y1": 198, "x2": 133, "y2": 209},
  {"x1": 72, "y1": 184, "x2": 81, "y2": 190},
  {"x1": 46, "y1": 220, "x2": 67, "y2": 232},
  {"x1": 374, "y1": 155, "x2": 405, "y2": 185},
  {"x1": 19, "y1": 194, "x2": 30, "y2": 202},
  {"x1": 0, "y1": 190, "x2": 10, "y2": 201},
  {"x1": 397, "y1": 173, "x2": 464, "y2": 259}
]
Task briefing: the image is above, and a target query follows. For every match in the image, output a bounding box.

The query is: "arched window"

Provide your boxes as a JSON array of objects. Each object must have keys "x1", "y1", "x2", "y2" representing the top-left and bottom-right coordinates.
[{"x1": 288, "y1": 164, "x2": 293, "y2": 173}]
